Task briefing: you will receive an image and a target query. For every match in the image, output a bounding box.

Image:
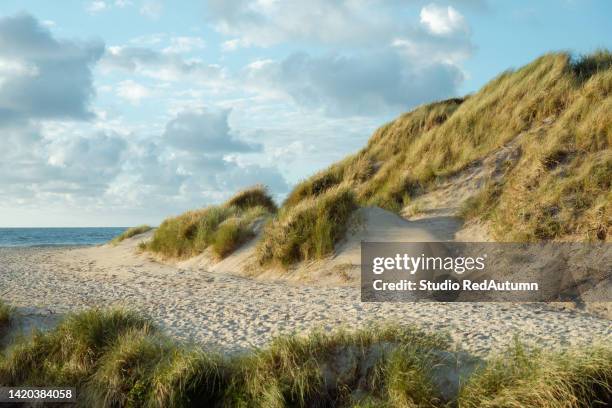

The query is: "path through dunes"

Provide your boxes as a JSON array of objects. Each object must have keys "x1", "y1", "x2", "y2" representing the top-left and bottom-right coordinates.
[{"x1": 1, "y1": 244, "x2": 609, "y2": 356}]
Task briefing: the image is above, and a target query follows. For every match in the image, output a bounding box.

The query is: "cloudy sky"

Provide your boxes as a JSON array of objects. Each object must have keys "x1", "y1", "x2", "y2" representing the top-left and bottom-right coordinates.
[{"x1": 0, "y1": 1, "x2": 610, "y2": 227}]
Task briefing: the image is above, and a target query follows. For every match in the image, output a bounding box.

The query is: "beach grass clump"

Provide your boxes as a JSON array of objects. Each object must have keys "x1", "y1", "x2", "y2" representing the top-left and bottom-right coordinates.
[
  {"x1": 144, "y1": 185, "x2": 276, "y2": 259},
  {"x1": 0, "y1": 301, "x2": 13, "y2": 338},
  {"x1": 228, "y1": 325, "x2": 451, "y2": 407},
  {"x1": 110, "y1": 225, "x2": 152, "y2": 245},
  {"x1": 0, "y1": 308, "x2": 153, "y2": 387},
  {"x1": 459, "y1": 342, "x2": 612, "y2": 407},
  {"x1": 225, "y1": 184, "x2": 278, "y2": 213},
  {"x1": 256, "y1": 185, "x2": 358, "y2": 266}
]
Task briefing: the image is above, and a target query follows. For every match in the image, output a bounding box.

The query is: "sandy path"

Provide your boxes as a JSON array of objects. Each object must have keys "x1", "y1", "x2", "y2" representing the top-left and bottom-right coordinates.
[{"x1": 1, "y1": 246, "x2": 609, "y2": 356}]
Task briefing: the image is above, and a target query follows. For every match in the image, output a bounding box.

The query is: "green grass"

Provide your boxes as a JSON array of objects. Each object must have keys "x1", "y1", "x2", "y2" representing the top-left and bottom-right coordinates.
[
  {"x1": 262, "y1": 51, "x2": 611, "y2": 250},
  {"x1": 256, "y1": 185, "x2": 358, "y2": 266},
  {"x1": 144, "y1": 185, "x2": 276, "y2": 259},
  {"x1": 0, "y1": 301, "x2": 13, "y2": 337},
  {"x1": 111, "y1": 225, "x2": 152, "y2": 245},
  {"x1": 225, "y1": 184, "x2": 278, "y2": 213},
  {"x1": 459, "y1": 341, "x2": 612, "y2": 407},
  {"x1": 0, "y1": 307, "x2": 609, "y2": 407}
]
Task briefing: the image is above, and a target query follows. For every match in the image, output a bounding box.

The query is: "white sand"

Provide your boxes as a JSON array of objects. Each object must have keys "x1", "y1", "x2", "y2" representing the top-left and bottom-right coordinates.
[{"x1": 0, "y1": 236, "x2": 609, "y2": 356}]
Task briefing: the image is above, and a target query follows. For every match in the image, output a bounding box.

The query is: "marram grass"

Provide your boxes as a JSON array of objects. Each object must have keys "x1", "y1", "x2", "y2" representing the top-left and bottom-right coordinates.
[
  {"x1": 265, "y1": 51, "x2": 612, "y2": 252},
  {"x1": 0, "y1": 307, "x2": 609, "y2": 407},
  {"x1": 111, "y1": 225, "x2": 152, "y2": 245},
  {"x1": 144, "y1": 185, "x2": 276, "y2": 259}
]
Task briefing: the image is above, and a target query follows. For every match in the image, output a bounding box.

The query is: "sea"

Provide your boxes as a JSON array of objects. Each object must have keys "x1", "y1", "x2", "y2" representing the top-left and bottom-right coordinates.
[{"x1": 0, "y1": 228, "x2": 128, "y2": 247}]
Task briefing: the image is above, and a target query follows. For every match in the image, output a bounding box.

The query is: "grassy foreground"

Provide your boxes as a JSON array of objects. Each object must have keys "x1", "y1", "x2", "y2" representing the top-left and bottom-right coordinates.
[
  {"x1": 0, "y1": 307, "x2": 610, "y2": 407},
  {"x1": 143, "y1": 185, "x2": 276, "y2": 259}
]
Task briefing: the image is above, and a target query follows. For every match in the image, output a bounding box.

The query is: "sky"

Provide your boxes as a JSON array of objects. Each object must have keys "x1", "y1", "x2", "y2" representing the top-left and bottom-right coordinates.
[{"x1": 0, "y1": 0, "x2": 610, "y2": 227}]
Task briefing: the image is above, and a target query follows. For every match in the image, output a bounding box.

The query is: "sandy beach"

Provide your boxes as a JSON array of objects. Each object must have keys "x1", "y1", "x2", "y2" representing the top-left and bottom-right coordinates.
[{"x1": 1, "y1": 240, "x2": 609, "y2": 356}]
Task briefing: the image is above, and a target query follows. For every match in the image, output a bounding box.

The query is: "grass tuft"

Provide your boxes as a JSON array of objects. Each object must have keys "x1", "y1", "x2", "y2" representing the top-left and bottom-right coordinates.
[
  {"x1": 459, "y1": 341, "x2": 612, "y2": 407},
  {"x1": 225, "y1": 184, "x2": 278, "y2": 213},
  {"x1": 0, "y1": 301, "x2": 13, "y2": 338},
  {"x1": 110, "y1": 225, "x2": 152, "y2": 245},
  {"x1": 144, "y1": 185, "x2": 276, "y2": 259},
  {"x1": 256, "y1": 185, "x2": 358, "y2": 266}
]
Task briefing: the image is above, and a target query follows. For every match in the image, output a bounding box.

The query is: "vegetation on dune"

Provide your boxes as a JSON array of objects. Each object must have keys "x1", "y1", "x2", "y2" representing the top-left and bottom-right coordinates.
[
  {"x1": 256, "y1": 185, "x2": 358, "y2": 266},
  {"x1": 0, "y1": 301, "x2": 12, "y2": 337},
  {"x1": 111, "y1": 225, "x2": 152, "y2": 245},
  {"x1": 0, "y1": 307, "x2": 610, "y2": 407},
  {"x1": 130, "y1": 51, "x2": 610, "y2": 265},
  {"x1": 459, "y1": 341, "x2": 612, "y2": 407},
  {"x1": 269, "y1": 51, "x2": 611, "y2": 248},
  {"x1": 143, "y1": 185, "x2": 276, "y2": 259}
]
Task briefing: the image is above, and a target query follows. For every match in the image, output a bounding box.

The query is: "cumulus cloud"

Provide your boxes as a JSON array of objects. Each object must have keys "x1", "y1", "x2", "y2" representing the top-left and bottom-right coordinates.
[
  {"x1": 208, "y1": 0, "x2": 479, "y2": 49},
  {"x1": 0, "y1": 13, "x2": 287, "y2": 219},
  {"x1": 245, "y1": 48, "x2": 465, "y2": 116},
  {"x1": 87, "y1": 1, "x2": 109, "y2": 14},
  {"x1": 115, "y1": 80, "x2": 152, "y2": 105},
  {"x1": 0, "y1": 13, "x2": 104, "y2": 122},
  {"x1": 0, "y1": 125, "x2": 128, "y2": 197},
  {"x1": 207, "y1": 0, "x2": 398, "y2": 48},
  {"x1": 162, "y1": 109, "x2": 261, "y2": 153},
  {"x1": 163, "y1": 36, "x2": 206, "y2": 53},
  {"x1": 101, "y1": 45, "x2": 224, "y2": 82},
  {"x1": 420, "y1": 4, "x2": 469, "y2": 35},
  {"x1": 140, "y1": 1, "x2": 163, "y2": 19}
]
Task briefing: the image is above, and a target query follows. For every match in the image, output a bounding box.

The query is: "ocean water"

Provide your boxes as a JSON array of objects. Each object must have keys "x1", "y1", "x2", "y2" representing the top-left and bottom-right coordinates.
[{"x1": 0, "y1": 228, "x2": 128, "y2": 247}]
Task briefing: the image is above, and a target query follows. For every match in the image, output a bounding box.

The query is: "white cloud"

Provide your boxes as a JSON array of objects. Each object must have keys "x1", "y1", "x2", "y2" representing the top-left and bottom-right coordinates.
[
  {"x1": 207, "y1": 0, "x2": 398, "y2": 48},
  {"x1": 115, "y1": 0, "x2": 133, "y2": 7},
  {"x1": 162, "y1": 109, "x2": 261, "y2": 153},
  {"x1": 101, "y1": 45, "x2": 225, "y2": 83},
  {"x1": 140, "y1": 1, "x2": 163, "y2": 19},
  {"x1": 0, "y1": 14, "x2": 104, "y2": 121},
  {"x1": 87, "y1": 1, "x2": 108, "y2": 14},
  {"x1": 420, "y1": 4, "x2": 469, "y2": 35},
  {"x1": 163, "y1": 36, "x2": 206, "y2": 53},
  {"x1": 245, "y1": 48, "x2": 465, "y2": 116},
  {"x1": 115, "y1": 80, "x2": 152, "y2": 105}
]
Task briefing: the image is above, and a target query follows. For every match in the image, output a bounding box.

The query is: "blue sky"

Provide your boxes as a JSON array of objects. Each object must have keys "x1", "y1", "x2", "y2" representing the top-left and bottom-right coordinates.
[{"x1": 0, "y1": 0, "x2": 610, "y2": 227}]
